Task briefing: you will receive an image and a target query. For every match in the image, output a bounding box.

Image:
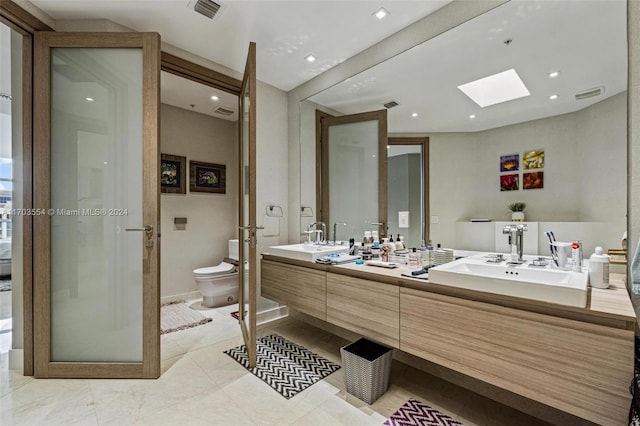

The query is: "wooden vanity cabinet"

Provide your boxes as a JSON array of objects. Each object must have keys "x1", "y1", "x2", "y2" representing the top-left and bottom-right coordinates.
[
  {"x1": 326, "y1": 272, "x2": 399, "y2": 347},
  {"x1": 399, "y1": 287, "x2": 634, "y2": 425},
  {"x1": 261, "y1": 260, "x2": 327, "y2": 320}
]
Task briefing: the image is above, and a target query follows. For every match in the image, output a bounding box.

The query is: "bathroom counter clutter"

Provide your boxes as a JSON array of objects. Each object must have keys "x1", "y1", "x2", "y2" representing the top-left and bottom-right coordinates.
[{"x1": 261, "y1": 252, "x2": 636, "y2": 425}]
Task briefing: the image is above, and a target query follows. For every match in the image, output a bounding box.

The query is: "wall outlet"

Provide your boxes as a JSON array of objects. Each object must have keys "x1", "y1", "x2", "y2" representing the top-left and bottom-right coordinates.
[{"x1": 431, "y1": 215, "x2": 439, "y2": 224}]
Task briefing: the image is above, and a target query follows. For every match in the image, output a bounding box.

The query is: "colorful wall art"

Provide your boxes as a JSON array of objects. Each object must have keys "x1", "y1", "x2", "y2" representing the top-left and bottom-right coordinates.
[
  {"x1": 523, "y1": 171, "x2": 544, "y2": 189},
  {"x1": 500, "y1": 154, "x2": 519, "y2": 172},
  {"x1": 500, "y1": 174, "x2": 519, "y2": 191},
  {"x1": 523, "y1": 150, "x2": 544, "y2": 169}
]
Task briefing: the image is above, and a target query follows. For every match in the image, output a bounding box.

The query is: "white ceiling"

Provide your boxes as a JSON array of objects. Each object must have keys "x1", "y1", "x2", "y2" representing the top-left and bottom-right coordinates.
[
  {"x1": 30, "y1": 0, "x2": 451, "y2": 92},
  {"x1": 161, "y1": 71, "x2": 238, "y2": 120},
  {"x1": 309, "y1": 0, "x2": 628, "y2": 132}
]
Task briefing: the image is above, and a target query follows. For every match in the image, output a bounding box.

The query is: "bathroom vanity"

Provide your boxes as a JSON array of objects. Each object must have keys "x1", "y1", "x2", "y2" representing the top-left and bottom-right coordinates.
[{"x1": 261, "y1": 252, "x2": 635, "y2": 425}]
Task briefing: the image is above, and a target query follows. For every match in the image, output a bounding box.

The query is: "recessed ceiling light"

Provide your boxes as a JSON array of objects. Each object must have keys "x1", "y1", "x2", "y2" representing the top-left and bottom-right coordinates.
[
  {"x1": 373, "y1": 7, "x2": 389, "y2": 20},
  {"x1": 387, "y1": 145, "x2": 390, "y2": 149},
  {"x1": 85, "y1": 97, "x2": 94, "y2": 102},
  {"x1": 548, "y1": 71, "x2": 560, "y2": 78},
  {"x1": 457, "y1": 68, "x2": 530, "y2": 108},
  {"x1": 304, "y1": 54, "x2": 316, "y2": 63},
  {"x1": 469, "y1": 114, "x2": 476, "y2": 119},
  {"x1": 210, "y1": 95, "x2": 220, "y2": 101},
  {"x1": 411, "y1": 112, "x2": 418, "y2": 117},
  {"x1": 549, "y1": 94, "x2": 559, "y2": 100}
]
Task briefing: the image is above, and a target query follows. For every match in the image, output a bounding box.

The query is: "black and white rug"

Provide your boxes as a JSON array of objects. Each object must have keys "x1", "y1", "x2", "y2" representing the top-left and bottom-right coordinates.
[
  {"x1": 383, "y1": 399, "x2": 464, "y2": 426},
  {"x1": 224, "y1": 334, "x2": 340, "y2": 399}
]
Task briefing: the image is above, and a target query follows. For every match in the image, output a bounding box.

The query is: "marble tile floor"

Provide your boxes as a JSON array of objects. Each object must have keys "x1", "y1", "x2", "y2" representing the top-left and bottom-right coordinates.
[{"x1": 0, "y1": 301, "x2": 555, "y2": 426}]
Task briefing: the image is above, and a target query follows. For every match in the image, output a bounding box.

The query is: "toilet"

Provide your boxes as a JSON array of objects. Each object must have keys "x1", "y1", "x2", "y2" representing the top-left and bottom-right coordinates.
[{"x1": 193, "y1": 239, "x2": 240, "y2": 308}]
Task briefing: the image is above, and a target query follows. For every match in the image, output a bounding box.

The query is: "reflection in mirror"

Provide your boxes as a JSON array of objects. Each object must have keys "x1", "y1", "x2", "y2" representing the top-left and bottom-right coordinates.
[
  {"x1": 318, "y1": 110, "x2": 387, "y2": 241},
  {"x1": 300, "y1": 0, "x2": 627, "y2": 253},
  {"x1": 387, "y1": 138, "x2": 428, "y2": 249}
]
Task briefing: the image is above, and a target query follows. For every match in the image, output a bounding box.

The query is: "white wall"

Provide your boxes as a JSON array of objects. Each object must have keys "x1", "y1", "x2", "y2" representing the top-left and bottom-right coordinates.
[
  {"x1": 429, "y1": 92, "x2": 627, "y2": 249},
  {"x1": 160, "y1": 103, "x2": 237, "y2": 299},
  {"x1": 255, "y1": 81, "x2": 289, "y2": 311}
]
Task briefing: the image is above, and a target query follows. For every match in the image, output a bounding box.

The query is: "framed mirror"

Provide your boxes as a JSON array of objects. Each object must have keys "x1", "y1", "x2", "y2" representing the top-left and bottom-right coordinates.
[{"x1": 299, "y1": 0, "x2": 627, "y2": 253}]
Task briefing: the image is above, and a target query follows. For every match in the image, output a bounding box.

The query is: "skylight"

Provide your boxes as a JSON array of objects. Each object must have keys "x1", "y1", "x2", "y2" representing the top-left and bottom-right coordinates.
[{"x1": 457, "y1": 69, "x2": 530, "y2": 108}]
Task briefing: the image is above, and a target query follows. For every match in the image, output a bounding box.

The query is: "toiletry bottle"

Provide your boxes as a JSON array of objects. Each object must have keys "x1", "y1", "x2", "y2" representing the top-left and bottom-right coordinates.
[
  {"x1": 349, "y1": 238, "x2": 356, "y2": 256},
  {"x1": 389, "y1": 234, "x2": 394, "y2": 243},
  {"x1": 372, "y1": 230, "x2": 379, "y2": 244},
  {"x1": 395, "y1": 236, "x2": 404, "y2": 251},
  {"x1": 399, "y1": 236, "x2": 406, "y2": 250},
  {"x1": 571, "y1": 241, "x2": 581, "y2": 272},
  {"x1": 426, "y1": 239, "x2": 434, "y2": 267},
  {"x1": 588, "y1": 246, "x2": 610, "y2": 288},
  {"x1": 371, "y1": 241, "x2": 380, "y2": 259},
  {"x1": 419, "y1": 240, "x2": 428, "y2": 267},
  {"x1": 409, "y1": 248, "x2": 420, "y2": 268}
]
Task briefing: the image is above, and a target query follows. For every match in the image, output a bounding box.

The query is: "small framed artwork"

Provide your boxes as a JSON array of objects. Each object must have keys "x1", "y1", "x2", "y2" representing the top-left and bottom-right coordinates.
[
  {"x1": 500, "y1": 174, "x2": 519, "y2": 191},
  {"x1": 523, "y1": 150, "x2": 544, "y2": 169},
  {"x1": 190, "y1": 160, "x2": 226, "y2": 194},
  {"x1": 500, "y1": 154, "x2": 519, "y2": 172},
  {"x1": 523, "y1": 171, "x2": 544, "y2": 190},
  {"x1": 160, "y1": 153, "x2": 186, "y2": 194}
]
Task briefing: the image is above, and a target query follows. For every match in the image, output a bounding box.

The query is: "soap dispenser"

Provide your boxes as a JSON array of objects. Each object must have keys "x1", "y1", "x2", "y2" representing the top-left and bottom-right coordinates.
[{"x1": 588, "y1": 246, "x2": 610, "y2": 288}]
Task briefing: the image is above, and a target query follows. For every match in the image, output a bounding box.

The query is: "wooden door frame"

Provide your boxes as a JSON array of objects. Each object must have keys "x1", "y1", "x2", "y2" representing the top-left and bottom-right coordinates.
[
  {"x1": 1, "y1": 0, "x2": 244, "y2": 377},
  {"x1": 388, "y1": 137, "x2": 430, "y2": 243},
  {"x1": 33, "y1": 31, "x2": 161, "y2": 378},
  {"x1": 238, "y1": 42, "x2": 257, "y2": 367},
  {"x1": 317, "y1": 109, "x2": 388, "y2": 236},
  {"x1": 0, "y1": 0, "x2": 53, "y2": 377}
]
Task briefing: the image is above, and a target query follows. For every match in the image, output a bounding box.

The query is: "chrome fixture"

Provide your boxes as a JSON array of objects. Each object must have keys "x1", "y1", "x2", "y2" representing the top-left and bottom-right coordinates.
[
  {"x1": 332, "y1": 222, "x2": 347, "y2": 245},
  {"x1": 370, "y1": 221, "x2": 386, "y2": 237},
  {"x1": 308, "y1": 221, "x2": 326, "y2": 244},
  {"x1": 503, "y1": 223, "x2": 528, "y2": 263}
]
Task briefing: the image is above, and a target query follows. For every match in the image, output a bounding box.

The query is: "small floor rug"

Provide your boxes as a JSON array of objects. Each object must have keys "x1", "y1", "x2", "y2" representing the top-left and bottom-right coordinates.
[
  {"x1": 160, "y1": 302, "x2": 212, "y2": 335},
  {"x1": 383, "y1": 399, "x2": 463, "y2": 426},
  {"x1": 224, "y1": 334, "x2": 340, "y2": 399},
  {"x1": 0, "y1": 280, "x2": 11, "y2": 292}
]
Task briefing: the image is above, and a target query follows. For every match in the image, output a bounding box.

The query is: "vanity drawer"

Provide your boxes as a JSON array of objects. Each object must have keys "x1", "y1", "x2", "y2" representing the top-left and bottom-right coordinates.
[
  {"x1": 261, "y1": 260, "x2": 327, "y2": 320},
  {"x1": 399, "y1": 287, "x2": 633, "y2": 425},
  {"x1": 326, "y1": 272, "x2": 399, "y2": 347}
]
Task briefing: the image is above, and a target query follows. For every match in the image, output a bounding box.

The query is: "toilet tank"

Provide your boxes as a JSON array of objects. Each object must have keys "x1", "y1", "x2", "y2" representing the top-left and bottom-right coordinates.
[{"x1": 228, "y1": 239, "x2": 239, "y2": 260}]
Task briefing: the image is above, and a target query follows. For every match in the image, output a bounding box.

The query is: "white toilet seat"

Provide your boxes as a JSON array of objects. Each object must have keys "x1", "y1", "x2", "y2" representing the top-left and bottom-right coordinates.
[{"x1": 193, "y1": 261, "x2": 237, "y2": 279}]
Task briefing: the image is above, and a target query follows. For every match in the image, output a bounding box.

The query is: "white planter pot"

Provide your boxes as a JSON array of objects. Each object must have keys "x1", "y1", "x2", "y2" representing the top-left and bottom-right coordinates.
[{"x1": 511, "y1": 211, "x2": 525, "y2": 222}]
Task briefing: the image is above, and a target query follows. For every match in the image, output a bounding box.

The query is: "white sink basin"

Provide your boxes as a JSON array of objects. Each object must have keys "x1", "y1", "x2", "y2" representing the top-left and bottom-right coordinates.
[
  {"x1": 268, "y1": 243, "x2": 350, "y2": 262},
  {"x1": 428, "y1": 254, "x2": 588, "y2": 307}
]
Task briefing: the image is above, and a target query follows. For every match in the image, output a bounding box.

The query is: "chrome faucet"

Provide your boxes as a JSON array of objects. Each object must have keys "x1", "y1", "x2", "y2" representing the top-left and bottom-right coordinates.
[
  {"x1": 308, "y1": 221, "x2": 326, "y2": 244},
  {"x1": 503, "y1": 224, "x2": 528, "y2": 262},
  {"x1": 370, "y1": 222, "x2": 386, "y2": 237},
  {"x1": 332, "y1": 222, "x2": 347, "y2": 245}
]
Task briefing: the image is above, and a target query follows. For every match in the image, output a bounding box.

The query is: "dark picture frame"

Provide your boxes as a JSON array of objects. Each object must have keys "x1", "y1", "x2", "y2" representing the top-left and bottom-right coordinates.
[
  {"x1": 160, "y1": 153, "x2": 186, "y2": 194},
  {"x1": 190, "y1": 160, "x2": 226, "y2": 194}
]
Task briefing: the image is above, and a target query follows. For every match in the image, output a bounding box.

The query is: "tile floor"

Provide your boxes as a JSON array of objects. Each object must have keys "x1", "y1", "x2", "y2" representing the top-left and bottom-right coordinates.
[{"x1": 0, "y1": 301, "x2": 558, "y2": 425}]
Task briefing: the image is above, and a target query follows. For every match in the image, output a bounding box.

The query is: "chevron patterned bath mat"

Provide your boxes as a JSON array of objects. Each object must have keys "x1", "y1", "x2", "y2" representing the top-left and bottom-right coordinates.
[
  {"x1": 224, "y1": 334, "x2": 340, "y2": 399},
  {"x1": 383, "y1": 399, "x2": 463, "y2": 426}
]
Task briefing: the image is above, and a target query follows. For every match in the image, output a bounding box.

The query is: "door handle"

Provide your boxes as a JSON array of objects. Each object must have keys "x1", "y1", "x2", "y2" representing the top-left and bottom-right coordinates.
[
  {"x1": 238, "y1": 225, "x2": 265, "y2": 230},
  {"x1": 126, "y1": 225, "x2": 153, "y2": 234}
]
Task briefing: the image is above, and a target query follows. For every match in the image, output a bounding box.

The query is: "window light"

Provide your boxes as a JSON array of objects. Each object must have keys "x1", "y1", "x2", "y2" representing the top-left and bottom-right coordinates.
[{"x1": 457, "y1": 69, "x2": 530, "y2": 108}]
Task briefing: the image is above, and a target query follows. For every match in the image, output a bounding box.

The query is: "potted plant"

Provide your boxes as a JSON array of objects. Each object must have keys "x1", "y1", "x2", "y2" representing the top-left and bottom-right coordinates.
[{"x1": 508, "y1": 202, "x2": 526, "y2": 222}]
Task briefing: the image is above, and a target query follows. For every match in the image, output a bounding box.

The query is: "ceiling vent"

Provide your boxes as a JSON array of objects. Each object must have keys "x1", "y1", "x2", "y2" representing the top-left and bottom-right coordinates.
[
  {"x1": 194, "y1": 0, "x2": 222, "y2": 19},
  {"x1": 383, "y1": 100, "x2": 399, "y2": 109},
  {"x1": 212, "y1": 106, "x2": 234, "y2": 116},
  {"x1": 575, "y1": 86, "x2": 604, "y2": 100}
]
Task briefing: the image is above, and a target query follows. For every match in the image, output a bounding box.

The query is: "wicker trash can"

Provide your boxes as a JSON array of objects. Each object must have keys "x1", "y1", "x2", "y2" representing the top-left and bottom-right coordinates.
[{"x1": 340, "y1": 338, "x2": 393, "y2": 404}]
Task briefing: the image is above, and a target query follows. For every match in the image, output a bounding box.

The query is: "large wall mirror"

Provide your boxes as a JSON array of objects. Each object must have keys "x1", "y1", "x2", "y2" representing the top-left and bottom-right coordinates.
[{"x1": 299, "y1": 0, "x2": 627, "y2": 254}]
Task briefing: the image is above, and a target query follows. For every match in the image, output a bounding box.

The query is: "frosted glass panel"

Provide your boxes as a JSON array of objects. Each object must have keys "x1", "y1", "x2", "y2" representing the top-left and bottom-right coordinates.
[
  {"x1": 50, "y1": 48, "x2": 143, "y2": 362},
  {"x1": 328, "y1": 120, "x2": 378, "y2": 240}
]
